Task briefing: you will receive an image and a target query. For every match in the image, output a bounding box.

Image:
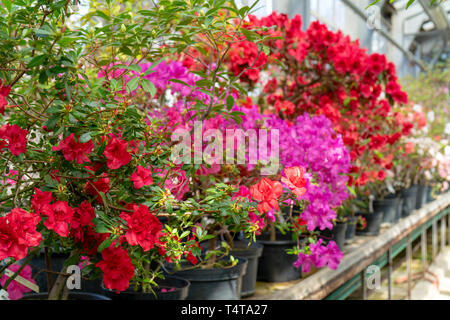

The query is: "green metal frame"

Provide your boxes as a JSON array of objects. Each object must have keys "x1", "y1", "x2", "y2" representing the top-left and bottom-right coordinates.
[{"x1": 325, "y1": 207, "x2": 450, "y2": 300}]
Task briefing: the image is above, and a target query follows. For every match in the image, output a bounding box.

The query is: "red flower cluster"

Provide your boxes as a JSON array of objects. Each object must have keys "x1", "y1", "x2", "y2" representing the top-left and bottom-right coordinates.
[
  {"x1": 250, "y1": 178, "x2": 283, "y2": 214},
  {"x1": 41, "y1": 201, "x2": 74, "y2": 237},
  {"x1": 0, "y1": 208, "x2": 42, "y2": 261},
  {"x1": 31, "y1": 188, "x2": 74, "y2": 237},
  {"x1": 0, "y1": 124, "x2": 28, "y2": 156},
  {"x1": 70, "y1": 200, "x2": 107, "y2": 255},
  {"x1": 52, "y1": 133, "x2": 94, "y2": 164},
  {"x1": 130, "y1": 165, "x2": 153, "y2": 189},
  {"x1": 228, "y1": 12, "x2": 411, "y2": 187},
  {"x1": 0, "y1": 80, "x2": 11, "y2": 115},
  {"x1": 83, "y1": 163, "x2": 111, "y2": 202},
  {"x1": 120, "y1": 204, "x2": 163, "y2": 251},
  {"x1": 96, "y1": 243, "x2": 135, "y2": 293},
  {"x1": 227, "y1": 40, "x2": 267, "y2": 82},
  {"x1": 71, "y1": 200, "x2": 95, "y2": 229},
  {"x1": 104, "y1": 136, "x2": 132, "y2": 169}
]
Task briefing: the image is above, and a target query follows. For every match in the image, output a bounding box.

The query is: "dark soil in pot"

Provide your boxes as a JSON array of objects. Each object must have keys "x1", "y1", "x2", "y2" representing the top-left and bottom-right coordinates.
[
  {"x1": 21, "y1": 292, "x2": 111, "y2": 300},
  {"x1": 320, "y1": 222, "x2": 347, "y2": 251},
  {"x1": 415, "y1": 185, "x2": 428, "y2": 209},
  {"x1": 256, "y1": 232, "x2": 302, "y2": 282},
  {"x1": 402, "y1": 185, "x2": 418, "y2": 218},
  {"x1": 102, "y1": 276, "x2": 190, "y2": 300},
  {"x1": 345, "y1": 216, "x2": 357, "y2": 241},
  {"x1": 373, "y1": 198, "x2": 398, "y2": 224},
  {"x1": 170, "y1": 258, "x2": 248, "y2": 300},
  {"x1": 356, "y1": 211, "x2": 383, "y2": 236},
  {"x1": 230, "y1": 240, "x2": 263, "y2": 297}
]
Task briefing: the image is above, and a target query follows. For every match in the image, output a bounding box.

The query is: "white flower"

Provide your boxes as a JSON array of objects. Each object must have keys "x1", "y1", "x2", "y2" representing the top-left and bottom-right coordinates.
[{"x1": 413, "y1": 104, "x2": 423, "y2": 112}]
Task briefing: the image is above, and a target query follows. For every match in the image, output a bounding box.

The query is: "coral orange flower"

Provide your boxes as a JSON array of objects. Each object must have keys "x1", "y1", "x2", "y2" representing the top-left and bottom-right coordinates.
[
  {"x1": 250, "y1": 178, "x2": 283, "y2": 214},
  {"x1": 281, "y1": 166, "x2": 307, "y2": 197}
]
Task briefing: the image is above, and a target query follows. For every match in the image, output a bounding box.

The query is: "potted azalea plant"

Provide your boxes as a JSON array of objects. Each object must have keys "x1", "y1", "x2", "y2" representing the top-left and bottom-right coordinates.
[
  {"x1": 0, "y1": 0, "x2": 205, "y2": 300},
  {"x1": 224, "y1": 13, "x2": 411, "y2": 243},
  {"x1": 0, "y1": 0, "x2": 273, "y2": 301},
  {"x1": 94, "y1": 0, "x2": 278, "y2": 301}
]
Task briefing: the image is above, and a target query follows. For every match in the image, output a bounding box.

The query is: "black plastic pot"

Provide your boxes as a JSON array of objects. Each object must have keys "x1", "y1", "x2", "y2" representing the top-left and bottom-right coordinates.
[
  {"x1": 345, "y1": 216, "x2": 357, "y2": 241},
  {"x1": 356, "y1": 211, "x2": 383, "y2": 236},
  {"x1": 102, "y1": 277, "x2": 190, "y2": 300},
  {"x1": 426, "y1": 186, "x2": 434, "y2": 203},
  {"x1": 373, "y1": 198, "x2": 398, "y2": 224},
  {"x1": 415, "y1": 185, "x2": 428, "y2": 209},
  {"x1": 401, "y1": 185, "x2": 418, "y2": 218},
  {"x1": 230, "y1": 241, "x2": 263, "y2": 298},
  {"x1": 21, "y1": 292, "x2": 111, "y2": 300},
  {"x1": 29, "y1": 252, "x2": 103, "y2": 294},
  {"x1": 171, "y1": 258, "x2": 248, "y2": 300},
  {"x1": 320, "y1": 222, "x2": 347, "y2": 251},
  {"x1": 394, "y1": 197, "x2": 403, "y2": 223},
  {"x1": 256, "y1": 232, "x2": 302, "y2": 282}
]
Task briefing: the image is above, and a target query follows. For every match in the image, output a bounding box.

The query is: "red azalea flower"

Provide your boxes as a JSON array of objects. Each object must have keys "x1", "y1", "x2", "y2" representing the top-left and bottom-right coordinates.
[
  {"x1": 0, "y1": 208, "x2": 42, "y2": 261},
  {"x1": 377, "y1": 170, "x2": 387, "y2": 181},
  {"x1": 72, "y1": 200, "x2": 95, "y2": 229},
  {"x1": 0, "y1": 81, "x2": 10, "y2": 115},
  {"x1": 402, "y1": 122, "x2": 414, "y2": 136},
  {"x1": 104, "y1": 136, "x2": 132, "y2": 169},
  {"x1": 130, "y1": 166, "x2": 153, "y2": 189},
  {"x1": 41, "y1": 201, "x2": 74, "y2": 237},
  {"x1": 185, "y1": 251, "x2": 198, "y2": 265},
  {"x1": 0, "y1": 124, "x2": 28, "y2": 156},
  {"x1": 73, "y1": 226, "x2": 107, "y2": 256},
  {"x1": 281, "y1": 166, "x2": 307, "y2": 197},
  {"x1": 85, "y1": 175, "x2": 110, "y2": 203},
  {"x1": 243, "y1": 97, "x2": 253, "y2": 109},
  {"x1": 0, "y1": 138, "x2": 7, "y2": 154},
  {"x1": 275, "y1": 100, "x2": 296, "y2": 115},
  {"x1": 97, "y1": 243, "x2": 135, "y2": 293},
  {"x1": 120, "y1": 204, "x2": 163, "y2": 251},
  {"x1": 52, "y1": 133, "x2": 94, "y2": 164},
  {"x1": 31, "y1": 188, "x2": 53, "y2": 214},
  {"x1": 250, "y1": 178, "x2": 283, "y2": 214}
]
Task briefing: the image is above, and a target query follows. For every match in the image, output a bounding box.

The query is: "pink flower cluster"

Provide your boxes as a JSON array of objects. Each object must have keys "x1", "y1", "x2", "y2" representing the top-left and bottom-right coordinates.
[{"x1": 293, "y1": 239, "x2": 343, "y2": 273}]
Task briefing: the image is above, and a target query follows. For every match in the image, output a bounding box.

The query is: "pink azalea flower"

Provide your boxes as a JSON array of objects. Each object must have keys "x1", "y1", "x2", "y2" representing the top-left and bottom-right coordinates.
[{"x1": 0, "y1": 264, "x2": 36, "y2": 300}]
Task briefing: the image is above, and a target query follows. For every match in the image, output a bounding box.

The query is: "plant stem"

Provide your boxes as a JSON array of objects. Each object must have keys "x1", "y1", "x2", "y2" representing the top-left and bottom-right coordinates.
[
  {"x1": 44, "y1": 247, "x2": 54, "y2": 290},
  {"x1": 269, "y1": 222, "x2": 276, "y2": 242},
  {"x1": 2, "y1": 247, "x2": 40, "y2": 290},
  {"x1": 48, "y1": 250, "x2": 78, "y2": 300}
]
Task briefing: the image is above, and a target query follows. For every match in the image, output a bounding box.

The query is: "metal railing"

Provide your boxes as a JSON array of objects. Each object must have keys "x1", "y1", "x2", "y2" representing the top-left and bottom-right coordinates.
[{"x1": 260, "y1": 191, "x2": 450, "y2": 300}]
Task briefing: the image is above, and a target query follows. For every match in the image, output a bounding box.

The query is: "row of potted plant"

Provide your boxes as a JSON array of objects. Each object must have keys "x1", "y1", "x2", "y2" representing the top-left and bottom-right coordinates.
[{"x1": 1, "y1": 0, "x2": 449, "y2": 301}]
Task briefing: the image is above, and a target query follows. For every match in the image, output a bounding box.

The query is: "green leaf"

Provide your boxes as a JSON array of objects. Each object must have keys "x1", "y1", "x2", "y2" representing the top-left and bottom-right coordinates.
[
  {"x1": 366, "y1": 0, "x2": 381, "y2": 9},
  {"x1": 126, "y1": 77, "x2": 140, "y2": 93},
  {"x1": 95, "y1": 223, "x2": 110, "y2": 234},
  {"x1": 79, "y1": 132, "x2": 92, "y2": 143},
  {"x1": 97, "y1": 237, "x2": 113, "y2": 253},
  {"x1": 28, "y1": 54, "x2": 46, "y2": 68},
  {"x1": 2, "y1": 0, "x2": 11, "y2": 12},
  {"x1": 226, "y1": 95, "x2": 235, "y2": 109},
  {"x1": 141, "y1": 79, "x2": 156, "y2": 96},
  {"x1": 406, "y1": 0, "x2": 415, "y2": 9},
  {"x1": 165, "y1": 201, "x2": 173, "y2": 214}
]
